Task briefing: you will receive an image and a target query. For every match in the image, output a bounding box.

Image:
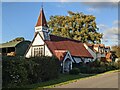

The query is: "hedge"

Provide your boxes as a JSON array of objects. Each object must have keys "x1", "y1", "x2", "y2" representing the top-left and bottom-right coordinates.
[
  {"x1": 2, "y1": 56, "x2": 60, "y2": 88},
  {"x1": 74, "y1": 60, "x2": 120, "y2": 74},
  {"x1": 69, "y1": 68, "x2": 80, "y2": 75}
]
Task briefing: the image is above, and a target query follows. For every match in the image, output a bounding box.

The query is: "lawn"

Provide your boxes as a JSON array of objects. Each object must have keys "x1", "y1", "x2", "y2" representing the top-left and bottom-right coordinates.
[{"x1": 20, "y1": 73, "x2": 95, "y2": 90}]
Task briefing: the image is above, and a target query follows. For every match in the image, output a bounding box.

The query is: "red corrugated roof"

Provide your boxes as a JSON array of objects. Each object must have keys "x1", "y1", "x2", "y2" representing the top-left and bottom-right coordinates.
[
  {"x1": 35, "y1": 8, "x2": 48, "y2": 27},
  {"x1": 94, "y1": 44, "x2": 105, "y2": 47},
  {"x1": 54, "y1": 50, "x2": 67, "y2": 61},
  {"x1": 105, "y1": 46, "x2": 110, "y2": 48},
  {"x1": 50, "y1": 34, "x2": 81, "y2": 42},
  {"x1": 45, "y1": 35, "x2": 93, "y2": 58},
  {"x1": 106, "y1": 52, "x2": 112, "y2": 59}
]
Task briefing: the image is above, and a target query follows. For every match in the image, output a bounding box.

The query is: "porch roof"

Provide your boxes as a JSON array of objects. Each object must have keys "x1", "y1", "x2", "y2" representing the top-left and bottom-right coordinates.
[{"x1": 0, "y1": 41, "x2": 21, "y2": 48}]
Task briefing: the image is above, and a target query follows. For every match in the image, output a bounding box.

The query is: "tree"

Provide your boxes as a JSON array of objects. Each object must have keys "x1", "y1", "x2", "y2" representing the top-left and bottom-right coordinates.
[
  {"x1": 48, "y1": 11, "x2": 103, "y2": 43},
  {"x1": 111, "y1": 45, "x2": 120, "y2": 58},
  {"x1": 10, "y1": 37, "x2": 25, "y2": 42}
]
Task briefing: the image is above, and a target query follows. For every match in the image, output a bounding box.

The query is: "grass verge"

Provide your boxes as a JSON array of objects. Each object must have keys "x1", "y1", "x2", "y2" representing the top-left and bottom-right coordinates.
[
  {"x1": 21, "y1": 73, "x2": 95, "y2": 90},
  {"x1": 16, "y1": 70, "x2": 119, "y2": 90},
  {"x1": 43, "y1": 70, "x2": 119, "y2": 88}
]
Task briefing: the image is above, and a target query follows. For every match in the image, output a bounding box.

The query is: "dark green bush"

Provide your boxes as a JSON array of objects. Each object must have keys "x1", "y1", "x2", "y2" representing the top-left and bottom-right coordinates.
[
  {"x1": 69, "y1": 68, "x2": 80, "y2": 75},
  {"x1": 2, "y1": 59, "x2": 28, "y2": 88},
  {"x1": 77, "y1": 60, "x2": 120, "y2": 74},
  {"x1": 2, "y1": 56, "x2": 60, "y2": 88},
  {"x1": 115, "y1": 62, "x2": 120, "y2": 69},
  {"x1": 79, "y1": 65, "x2": 91, "y2": 74},
  {"x1": 96, "y1": 67, "x2": 106, "y2": 73},
  {"x1": 28, "y1": 56, "x2": 60, "y2": 83},
  {"x1": 88, "y1": 67, "x2": 97, "y2": 74},
  {"x1": 92, "y1": 59, "x2": 101, "y2": 67}
]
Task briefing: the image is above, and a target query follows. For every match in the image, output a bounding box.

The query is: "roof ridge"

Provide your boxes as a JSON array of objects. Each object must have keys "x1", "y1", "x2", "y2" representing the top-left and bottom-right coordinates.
[{"x1": 49, "y1": 34, "x2": 81, "y2": 42}]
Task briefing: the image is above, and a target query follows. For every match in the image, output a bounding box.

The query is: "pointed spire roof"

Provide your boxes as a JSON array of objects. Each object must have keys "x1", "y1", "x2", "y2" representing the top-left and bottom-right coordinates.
[{"x1": 35, "y1": 8, "x2": 48, "y2": 27}]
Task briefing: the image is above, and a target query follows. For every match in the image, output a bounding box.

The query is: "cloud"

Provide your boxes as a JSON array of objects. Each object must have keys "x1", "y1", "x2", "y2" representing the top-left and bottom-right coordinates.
[
  {"x1": 103, "y1": 27, "x2": 118, "y2": 40},
  {"x1": 60, "y1": 0, "x2": 68, "y2": 2},
  {"x1": 98, "y1": 21, "x2": 119, "y2": 45},
  {"x1": 87, "y1": 8, "x2": 96, "y2": 12},
  {"x1": 82, "y1": 2, "x2": 118, "y2": 9},
  {"x1": 103, "y1": 27, "x2": 119, "y2": 44},
  {"x1": 98, "y1": 24, "x2": 108, "y2": 30},
  {"x1": 56, "y1": 4, "x2": 64, "y2": 8},
  {"x1": 113, "y1": 20, "x2": 120, "y2": 26}
]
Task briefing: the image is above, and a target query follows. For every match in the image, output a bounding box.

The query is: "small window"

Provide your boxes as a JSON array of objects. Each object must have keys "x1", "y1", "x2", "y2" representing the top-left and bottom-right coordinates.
[
  {"x1": 40, "y1": 48, "x2": 44, "y2": 56},
  {"x1": 34, "y1": 47, "x2": 44, "y2": 57}
]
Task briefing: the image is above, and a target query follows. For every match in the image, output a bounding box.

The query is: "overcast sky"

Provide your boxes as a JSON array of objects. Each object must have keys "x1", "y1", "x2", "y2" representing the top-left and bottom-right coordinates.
[{"x1": 1, "y1": 2, "x2": 119, "y2": 46}]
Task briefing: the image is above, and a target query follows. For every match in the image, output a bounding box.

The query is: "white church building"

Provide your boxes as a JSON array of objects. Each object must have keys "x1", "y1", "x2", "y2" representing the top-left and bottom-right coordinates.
[{"x1": 25, "y1": 7, "x2": 94, "y2": 73}]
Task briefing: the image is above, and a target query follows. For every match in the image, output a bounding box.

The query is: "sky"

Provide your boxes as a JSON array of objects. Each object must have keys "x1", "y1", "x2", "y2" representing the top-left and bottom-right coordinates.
[{"x1": 1, "y1": 2, "x2": 119, "y2": 46}]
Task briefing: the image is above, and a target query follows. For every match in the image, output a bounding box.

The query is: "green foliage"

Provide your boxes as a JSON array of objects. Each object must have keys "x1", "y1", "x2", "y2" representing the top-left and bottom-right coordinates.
[
  {"x1": 48, "y1": 11, "x2": 103, "y2": 43},
  {"x1": 76, "y1": 60, "x2": 120, "y2": 74},
  {"x1": 26, "y1": 56, "x2": 60, "y2": 84},
  {"x1": 2, "y1": 59, "x2": 28, "y2": 88},
  {"x1": 9, "y1": 37, "x2": 25, "y2": 42},
  {"x1": 79, "y1": 65, "x2": 89, "y2": 74},
  {"x1": 14, "y1": 37, "x2": 24, "y2": 42},
  {"x1": 69, "y1": 68, "x2": 80, "y2": 75},
  {"x1": 2, "y1": 56, "x2": 60, "y2": 88},
  {"x1": 111, "y1": 45, "x2": 120, "y2": 58}
]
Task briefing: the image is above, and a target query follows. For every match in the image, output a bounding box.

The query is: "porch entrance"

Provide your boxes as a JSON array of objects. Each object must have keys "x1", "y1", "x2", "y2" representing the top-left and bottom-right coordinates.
[{"x1": 64, "y1": 58, "x2": 72, "y2": 72}]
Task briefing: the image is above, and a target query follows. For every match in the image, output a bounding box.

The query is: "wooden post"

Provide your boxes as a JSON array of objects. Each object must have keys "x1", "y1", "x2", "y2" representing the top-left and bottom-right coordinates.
[
  {"x1": 62, "y1": 62, "x2": 64, "y2": 73},
  {"x1": 71, "y1": 61, "x2": 72, "y2": 70},
  {"x1": 14, "y1": 47, "x2": 16, "y2": 52},
  {"x1": 6, "y1": 48, "x2": 8, "y2": 55}
]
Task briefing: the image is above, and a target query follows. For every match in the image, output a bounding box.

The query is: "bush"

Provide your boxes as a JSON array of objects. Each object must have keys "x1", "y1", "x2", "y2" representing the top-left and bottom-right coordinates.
[
  {"x1": 28, "y1": 56, "x2": 60, "y2": 83},
  {"x1": 116, "y1": 62, "x2": 120, "y2": 69},
  {"x1": 69, "y1": 68, "x2": 80, "y2": 75},
  {"x1": 88, "y1": 67, "x2": 97, "y2": 74},
  {"x1": 96, "y1": 67, "x2": 106, "y2": 73},
  {"x1": 2, "y1": 59, "x2": 28, "y2": 88},
  {"x1": 73, "y1": 59, "x2": 120, "y2": 74},
  {"x1": 2, "y1": 56, "x2": 60, "y2": 88},
  {"x1": 79, "y1": 65, "x2": 91, "y2": 74},
  {"x1": 92, "y1": 59, "x2": 101, "y2": 67}
]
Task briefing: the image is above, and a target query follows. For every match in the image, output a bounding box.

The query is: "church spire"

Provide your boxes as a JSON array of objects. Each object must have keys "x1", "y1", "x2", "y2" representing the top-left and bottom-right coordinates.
[
  {"x1": 35, "y1": 7, "x2": 48, "y2": 27},
  {"x1": 35, "y1": 6, "x2": 50, "y2": 40}
]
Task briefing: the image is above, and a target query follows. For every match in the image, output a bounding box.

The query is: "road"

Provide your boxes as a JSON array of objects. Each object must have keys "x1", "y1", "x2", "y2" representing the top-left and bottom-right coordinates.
[{"x1": 55, "y1": 71, "x2": 119, "y2": 88}]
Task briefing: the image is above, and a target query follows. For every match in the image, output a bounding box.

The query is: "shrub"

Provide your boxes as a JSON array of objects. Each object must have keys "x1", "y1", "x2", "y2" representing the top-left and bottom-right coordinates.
[
  {"x1": 69, "y1": 68, "x2": 80, "y2": 75},
  {"x1": 88, "y1": 67, "x2": 97, "y2": 74},
  {"x1": 2, "y1": 59, "x2": 28, "y2": 88},
  {"x1": 96, "y1": 67, "x2": 106, "y2": 73},
  {"x1": 92, "y1": 59, "x2": 101, "y2": 67},
  {"x1": 79, "y1": 65, "x2": 91, "y2": 74},
  {"x1": 2, "y1": 56, "x2": 60, "y2": 88},
  {"x1": 31, "y1": 56, "x2": 60, "y2": 82},
  {"x1": 116, "y1": 62, "x2": 120, "y2": 69}
]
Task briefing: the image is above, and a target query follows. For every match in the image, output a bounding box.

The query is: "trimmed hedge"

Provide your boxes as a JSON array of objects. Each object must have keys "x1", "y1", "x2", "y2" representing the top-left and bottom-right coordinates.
[
  {"x1": 74, "y1": 60, "x2": 120, "y2": 74},
  {"x1": 25, "y1": 57, "x2": 60, "y2": 83},
  {"x1": 2, "y1": 56, "x2": 60, "y2": 88},
  {"x1": 69, "y1": 68, "x2": 80, "y2": 75}
]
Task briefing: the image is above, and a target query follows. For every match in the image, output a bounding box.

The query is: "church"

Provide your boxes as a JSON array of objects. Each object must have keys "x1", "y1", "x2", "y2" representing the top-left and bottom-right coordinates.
[{"x1": 25, "y1": 7, "x2": 95, "y2": 73}]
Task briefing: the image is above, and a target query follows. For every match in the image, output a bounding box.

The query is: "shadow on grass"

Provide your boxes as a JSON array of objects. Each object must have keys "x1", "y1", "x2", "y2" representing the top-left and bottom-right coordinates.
[{"x1": 21, "y1": 73, "x2": 96, "y2": 90}]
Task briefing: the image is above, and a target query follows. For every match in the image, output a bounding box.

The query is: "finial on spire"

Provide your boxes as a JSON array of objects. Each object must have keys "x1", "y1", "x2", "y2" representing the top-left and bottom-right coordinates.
[
  {"x1": 41, "y1": 2, "x2": 43, "y2": 8},
  {"x1": 35, "y1": 2, "x2": 48, "y2": 27}
]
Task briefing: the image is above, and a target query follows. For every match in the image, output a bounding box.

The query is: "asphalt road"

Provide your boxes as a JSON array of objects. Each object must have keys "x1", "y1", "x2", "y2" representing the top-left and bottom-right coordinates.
[{"x1": 55, "y1": 71, "x2": 119, "y2": 88}]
